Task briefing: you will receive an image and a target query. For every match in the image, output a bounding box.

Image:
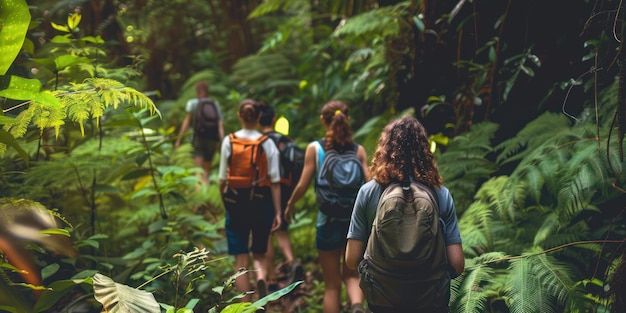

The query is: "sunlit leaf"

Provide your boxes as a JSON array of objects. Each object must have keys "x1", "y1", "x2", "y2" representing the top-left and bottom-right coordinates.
[
  {"x1": 0, "y1": 0, "x2": 30, "y2": 75},
  {"x1": 67, "y1": 13, "x2": 81, "y2": 31},
  {"x1": 50, "y1": 21, "x2": 69, "y2": 32},
  {"x1": 93, "y1": 273, "x2": 160, "y2": 313}
]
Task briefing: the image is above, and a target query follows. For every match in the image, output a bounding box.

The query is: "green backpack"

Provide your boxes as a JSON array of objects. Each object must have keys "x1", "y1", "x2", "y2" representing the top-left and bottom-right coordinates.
[{"x1": 359, "y1": 181, "x2": 450, "y2": 311}]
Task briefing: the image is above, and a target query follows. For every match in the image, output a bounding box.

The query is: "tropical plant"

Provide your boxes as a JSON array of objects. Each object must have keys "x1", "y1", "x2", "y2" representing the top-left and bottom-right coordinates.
[{"x1": 443, "y1": 81, "x2": 626, "y2": 312}]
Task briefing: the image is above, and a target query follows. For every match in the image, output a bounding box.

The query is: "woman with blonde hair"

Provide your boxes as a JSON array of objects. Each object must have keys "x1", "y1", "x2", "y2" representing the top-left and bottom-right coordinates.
[{"x1": 286, "y1": 100, "x2": 370, "y2": 313}]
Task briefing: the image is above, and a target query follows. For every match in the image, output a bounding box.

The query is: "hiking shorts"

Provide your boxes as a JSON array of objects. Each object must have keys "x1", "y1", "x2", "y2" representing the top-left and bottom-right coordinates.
[
  {"x1": 315, "y1": 218, "x2": 350, "y2": 251},
  {"x1": 192, "y1": 136, "x2": 219, "y2": 162},
  {"x1": 223, "y1": 187, "x2": 274, "y2": 255}
]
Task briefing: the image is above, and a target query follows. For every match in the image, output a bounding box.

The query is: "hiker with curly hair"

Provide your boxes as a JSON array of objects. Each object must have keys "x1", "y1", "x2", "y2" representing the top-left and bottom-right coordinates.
[{"x1": 345, "y1": 116, "x2": 464, "y2": 313}]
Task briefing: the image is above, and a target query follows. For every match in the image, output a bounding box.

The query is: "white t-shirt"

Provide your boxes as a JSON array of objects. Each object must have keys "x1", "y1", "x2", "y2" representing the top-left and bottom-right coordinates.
[
  {"x1": 218, "y1": 129, "x2": 281, "y2": 184},
  {"x1": 186, "y1": 98, "x2": 223, "y2": 120}
]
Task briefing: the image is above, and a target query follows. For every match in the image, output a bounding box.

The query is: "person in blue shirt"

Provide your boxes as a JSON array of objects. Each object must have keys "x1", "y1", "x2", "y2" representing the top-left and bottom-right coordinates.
[{"x1": 345, "y1": 116, "x2": 465, "y2": 313}]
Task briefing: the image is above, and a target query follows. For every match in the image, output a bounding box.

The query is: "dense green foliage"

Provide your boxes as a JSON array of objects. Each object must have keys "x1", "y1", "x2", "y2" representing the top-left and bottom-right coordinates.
[{"x1": 0, "y1": 0, "x2": 624, "y2": 312}]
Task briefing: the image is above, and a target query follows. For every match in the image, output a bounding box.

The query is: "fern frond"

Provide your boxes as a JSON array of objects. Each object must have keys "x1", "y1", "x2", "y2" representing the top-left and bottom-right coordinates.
[
  {"x1": 533, "y1": 212, "x2": 560, "y2": 246},
  {"x1": 248, "y1": 0, "x2": 298, "y2": 19},
  {"x1": 506, "y1": 256, "x2": 542, "y2": 313},
  {"x1": 57, "y1": 78, "x2": 159, "y2": 136},
  {"x1": 506, "y1": 249, "x2": 586, "y2": 313},
  {"x1": 532, "y1": 252, "x2": 581, "y2": 310},
  {"x1": 439, "y1": 122, "x2": 499, "y2": 211},
  {"x1": 495, "y1": 112, "x2": 572, "y2": 165},
  {"x1": 459, "y1": 200, "x2": 494, "y2": 256},
  {"x1": 30, "y1": 99, "x2": 67, "y2": 138},
  {"x1": 334, "y1": 5, "x2": 405, "y2": 39},
  {"x1": 7, "y1": 105, "x2": 36, "y2": 138},
  {"x1": 451, "y1": 256, "x2": 502, "y2": 313}
]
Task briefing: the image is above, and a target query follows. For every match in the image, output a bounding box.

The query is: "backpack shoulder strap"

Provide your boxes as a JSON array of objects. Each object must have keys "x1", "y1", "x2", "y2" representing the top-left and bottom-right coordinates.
[
  {"x1": 315, "y1": 140, "x2": 325, "y2": 170},
  {"x1": 412, "y1": 181, "x2": 440, "y2": 211}
]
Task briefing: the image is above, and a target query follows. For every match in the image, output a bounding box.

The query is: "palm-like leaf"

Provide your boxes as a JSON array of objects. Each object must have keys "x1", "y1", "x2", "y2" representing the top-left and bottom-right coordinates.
[{"x1": 92, "y1": 273, "x2": 160, "y2": 313}]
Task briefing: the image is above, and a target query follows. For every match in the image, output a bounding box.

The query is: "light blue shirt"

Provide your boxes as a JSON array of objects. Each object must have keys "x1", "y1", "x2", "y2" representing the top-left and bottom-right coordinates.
[{"x1": 347, "y1": 180, "x2": 462, "y2": 246}]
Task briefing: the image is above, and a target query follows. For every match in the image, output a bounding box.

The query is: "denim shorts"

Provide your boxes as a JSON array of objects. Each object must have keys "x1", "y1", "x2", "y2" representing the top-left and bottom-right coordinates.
[{"x1": 315, "y1": 218, "x2": 350, "y2": 251}]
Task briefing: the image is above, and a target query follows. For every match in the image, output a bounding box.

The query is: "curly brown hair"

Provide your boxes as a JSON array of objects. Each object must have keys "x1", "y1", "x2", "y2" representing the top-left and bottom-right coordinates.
[
  {"x1": 321, "y1": 100, "x2": 353, "y2": 152},
  {"x1": 369, "y1": 116, "x2": 443, "y2": 187}
]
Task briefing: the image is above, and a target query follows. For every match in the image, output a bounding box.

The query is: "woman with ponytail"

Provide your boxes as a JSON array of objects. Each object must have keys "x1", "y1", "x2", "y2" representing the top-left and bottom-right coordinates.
[
  {"x1": 345, "y1": 116, "x2": 464, "y2": 312},
  {"x1": 218, "y1": 99, "x2": 282, "y2": 302},
  {"x1": 286, "y1": 100, "x2": 370, "y2": 313}
]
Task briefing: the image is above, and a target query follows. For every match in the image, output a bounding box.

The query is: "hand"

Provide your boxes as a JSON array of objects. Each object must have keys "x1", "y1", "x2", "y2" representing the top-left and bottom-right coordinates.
[
  {"x1": 271, "y1": 214, "x2": 281, "y2": 232},
  {"x1": 284, "y1": 203, "x2": 295, "y2": 223}
]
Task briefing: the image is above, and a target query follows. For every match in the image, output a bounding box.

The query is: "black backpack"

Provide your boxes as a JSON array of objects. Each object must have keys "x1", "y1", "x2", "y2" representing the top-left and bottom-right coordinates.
[
  {"x1": 265, "y1": 131, "x2": 305, "y2": 190},
  {"x1": 314, "y1": 140, "x2": 365, "y2": 219},
  {"x1": 359, "y1": 181, "x2": 450, "y2": 311},
  {"x1": 193, "y1": 97, "x2": 219, "y2": 140}
]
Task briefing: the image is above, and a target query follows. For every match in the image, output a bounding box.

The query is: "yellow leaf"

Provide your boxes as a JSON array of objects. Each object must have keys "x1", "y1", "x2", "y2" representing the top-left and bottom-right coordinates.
[
  {"x1": 67, "y1": 13, "x2": 81, "y2": 31},
  {"x1": 50, "y1": 21, "x2": 69, "y2": 33},
  {"x1": 274, "y1": 116, "x2": 289, "y2": 136}
]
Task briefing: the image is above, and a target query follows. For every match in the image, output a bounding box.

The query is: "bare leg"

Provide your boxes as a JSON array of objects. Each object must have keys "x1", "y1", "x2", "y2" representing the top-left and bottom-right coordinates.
[
  {"x1": 193, "y1": 155, "x2": 211, "y2": 185},
  {"x1": 275, "y1": 230, "x2": 294, "y2": 263},
  {"x1": 234, "y1": 253, "x2": 251, "y2": 302},
  {"x1": 266, "y1": 235, "x2": 278, "y2": 283},
  {"x1": 341, "y1": 248, "x2": 364, "y2": 309},
  {"x1": 252, "y1": 252, "x2": 269, "y2": 298},
  {"x1": 319, "y1": 249, "x2": 342, "y2": 313}
]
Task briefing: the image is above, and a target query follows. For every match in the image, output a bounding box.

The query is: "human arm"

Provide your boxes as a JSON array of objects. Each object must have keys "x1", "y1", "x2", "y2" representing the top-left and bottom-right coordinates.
[
  {"x1": 438, "y1": 187, "x2": 465, "y2": 277},
  {"x1": 218, "y1": 136, "x2": 231, "y2": 194},
  {"x1": 175, "y1": 113, "x2": 192, "y2": 148},
  {"x1": 218, "y1": 120, "x2": 224, "y2": 142},
  {"x1": 270, "y1": 182, "x2": 282, "y2": 231},
  {"x1": 357, "y1": 145, "x2": 370, "y2": 181},
  {"x1": 446, "y1": 243, "x2": 465, "y2": 277},
  {"x1": 345, "y1": 239, "x2": 365, "y2": 270},
  {"x1": 345, "y1": 182, "x2": 377, "y2": 270},
  {"x1": 284, "y1": 142, "x2": 317, "y2": 221}
]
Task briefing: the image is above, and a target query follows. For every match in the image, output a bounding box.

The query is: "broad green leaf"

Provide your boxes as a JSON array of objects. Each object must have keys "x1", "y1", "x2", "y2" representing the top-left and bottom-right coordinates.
[
  {"x1": 41, "y1": 263, "x2": 60, "y2": 280},
  {"x1": 220, "y1": 302, "x2": 258, "y2": 313},
  {"x1": 0, "y1": 0, "x2": 30, "y2": 75},
  {"x1": 93, "y1": 273, "x2": 160, "y2": 313},
  {"x1": 0, "y1": 75, "x2": 41, "y2": 100},
  {"x1": 0, "y1": 128, "x2": 29, "y2": 163},
  {"x1": 83, "y1": 35, "x2": 105, "y2": 44},
  {"x1": 55, "y1": 55, "x2": 91, "y2": 70},
  {"x1": 34, "y1": 277, "x2": 92, "y2": 313},
  {"x1": 252, "y1": 281, "x2": 303, "y2": 307},
  {"x1": 49, "y1": 35, "x2": 72, "y2": 44},
  {"x1": 0, "y1": 279, "x2": 31, "y2": 313}
]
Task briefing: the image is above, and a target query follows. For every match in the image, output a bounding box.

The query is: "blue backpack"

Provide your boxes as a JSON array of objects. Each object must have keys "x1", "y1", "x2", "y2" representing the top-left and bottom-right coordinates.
[{"x1": 314, "y1": 140, "x2": 365, "y2": 219}]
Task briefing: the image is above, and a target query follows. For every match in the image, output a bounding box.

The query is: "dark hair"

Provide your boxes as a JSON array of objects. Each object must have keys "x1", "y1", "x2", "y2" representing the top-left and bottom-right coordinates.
[
  {"x1": 258, "y1": 101, "x2": 275, "y2": 127},
  {"x1": 239, "y1": 99, "x2": 260, "y2": 124},
  {"x1": 369, "y1": 116, "x2": 442, "y2": 188},
  {"x1": 321, "y1": 100, "x2": 353, "y2": 152},
  {"x1": 195, "y1": 81, "x2": 209, "y2": 98}
]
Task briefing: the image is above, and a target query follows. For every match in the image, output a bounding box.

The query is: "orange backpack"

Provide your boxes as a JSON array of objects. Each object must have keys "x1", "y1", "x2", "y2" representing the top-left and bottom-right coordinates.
[{"x1": 227, "y1": 133, "x2": 270, "y2": 189}]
